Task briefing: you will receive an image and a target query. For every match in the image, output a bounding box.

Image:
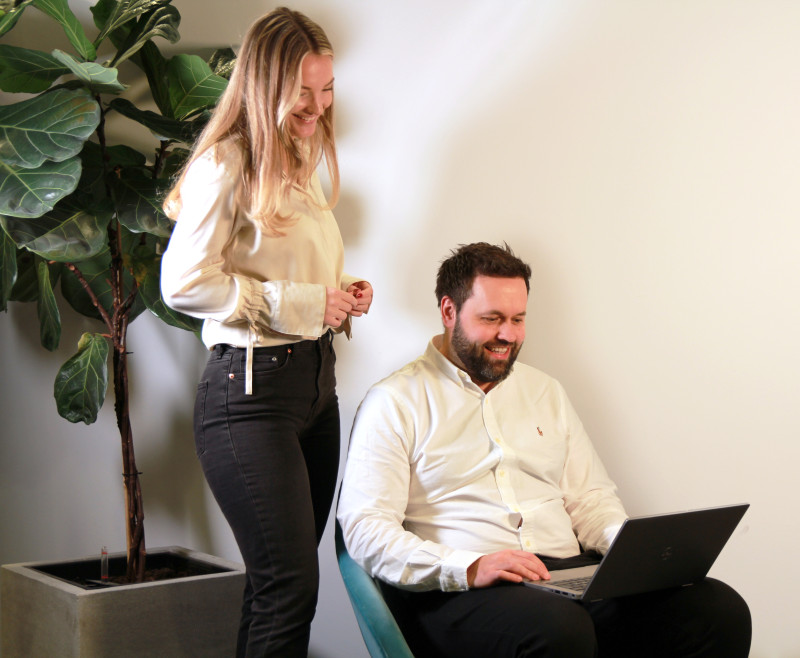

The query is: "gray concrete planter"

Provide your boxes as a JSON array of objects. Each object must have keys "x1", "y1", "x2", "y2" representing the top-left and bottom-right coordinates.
[{"x1": 1, "y1": 546, "x2": 245, "y2": 657}]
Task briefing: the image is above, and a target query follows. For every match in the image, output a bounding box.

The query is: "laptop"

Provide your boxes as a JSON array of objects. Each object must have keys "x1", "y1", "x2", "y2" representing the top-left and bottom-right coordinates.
[{"x1": 523, "y1": 503, "x2": 748, "y2": 602}]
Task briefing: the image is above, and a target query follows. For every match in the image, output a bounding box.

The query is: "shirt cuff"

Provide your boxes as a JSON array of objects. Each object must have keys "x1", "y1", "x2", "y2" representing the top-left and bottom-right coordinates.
[
  {"x1": 440, "y1": 549, "x2": 485, "y2": 591},
  {"x1": 600, "y1": 522, "x2": 625, "y2": 553}
]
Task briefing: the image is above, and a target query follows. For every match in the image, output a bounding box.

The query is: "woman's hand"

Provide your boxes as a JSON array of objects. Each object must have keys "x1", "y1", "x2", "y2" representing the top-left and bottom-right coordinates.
[
  {"x1": 346, "y1": 281, "x2": 374, "y2": 317},
  {"x1": 325, "y1": 287, "x2": 357, "y2": 327}
]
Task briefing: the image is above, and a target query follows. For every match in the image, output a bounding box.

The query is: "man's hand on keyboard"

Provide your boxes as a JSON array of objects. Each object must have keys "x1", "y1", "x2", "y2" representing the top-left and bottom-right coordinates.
[{"x1": 467, "y1": 550, "x2": 551, "y2": 588}]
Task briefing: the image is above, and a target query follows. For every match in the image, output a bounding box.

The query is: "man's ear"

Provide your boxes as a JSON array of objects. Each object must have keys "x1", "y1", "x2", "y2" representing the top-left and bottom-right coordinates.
[{"x1": 440, "y1": 296, "x2": 457, "y2": 329}]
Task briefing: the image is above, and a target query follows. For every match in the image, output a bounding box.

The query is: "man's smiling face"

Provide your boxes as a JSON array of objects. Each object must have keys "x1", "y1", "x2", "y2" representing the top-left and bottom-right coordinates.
[{"x1": 443, "y1": 275, "x2": 527, "y2": 391}]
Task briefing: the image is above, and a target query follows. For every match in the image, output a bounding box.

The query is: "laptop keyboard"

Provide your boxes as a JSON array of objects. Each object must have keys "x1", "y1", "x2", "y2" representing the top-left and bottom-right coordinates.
[{"x1": 555, "y1": 576, "x2": 592, "y2": 591}]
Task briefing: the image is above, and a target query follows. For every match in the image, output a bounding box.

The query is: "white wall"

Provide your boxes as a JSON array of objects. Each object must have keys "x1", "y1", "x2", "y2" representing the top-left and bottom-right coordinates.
[{"x1": 2, "y1": 2, "x2": 798, "y2": 656}]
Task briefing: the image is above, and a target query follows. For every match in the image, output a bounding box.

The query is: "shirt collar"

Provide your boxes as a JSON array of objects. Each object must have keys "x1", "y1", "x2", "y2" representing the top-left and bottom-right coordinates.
[{"x1": 426, "y1": 334, "x2": 509, "y2": 395}]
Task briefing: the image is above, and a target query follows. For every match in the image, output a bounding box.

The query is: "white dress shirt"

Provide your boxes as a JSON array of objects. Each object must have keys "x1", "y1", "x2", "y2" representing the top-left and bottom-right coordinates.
[
  {"x1": 161, "y1": 144, "x2": 360, "y2": 392},
  {"x1": 337, "y1": 336, "x2": 628, "y2": 592}
]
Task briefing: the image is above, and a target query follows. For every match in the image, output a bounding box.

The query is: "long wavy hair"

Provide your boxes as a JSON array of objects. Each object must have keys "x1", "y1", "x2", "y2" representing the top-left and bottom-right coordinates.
[{"x1": 164, "y1": 7, "x2": 339, "y2": 234}]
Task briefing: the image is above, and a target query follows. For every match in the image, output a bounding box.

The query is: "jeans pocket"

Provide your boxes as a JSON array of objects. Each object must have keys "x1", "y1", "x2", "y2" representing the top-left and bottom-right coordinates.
[
  {"x1": 193, "y1": 380, "x2": 209, "y2": 456},
  {"x1": 250, "y1": 347, "x2": 292, "y2": 375}
]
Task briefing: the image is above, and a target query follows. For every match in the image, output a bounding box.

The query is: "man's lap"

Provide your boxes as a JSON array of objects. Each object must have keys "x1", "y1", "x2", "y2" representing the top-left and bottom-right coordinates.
[
  {"x1": 381, "y1": 578, "x2": 750, "y2": 658},
  {"x1": 585, "y1": 577, "x2": 751, "y2": 658}
]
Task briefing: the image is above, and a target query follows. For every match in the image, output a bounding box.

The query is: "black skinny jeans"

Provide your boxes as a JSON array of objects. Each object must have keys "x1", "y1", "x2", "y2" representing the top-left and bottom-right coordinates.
[{"x1": 194, "y1": 334, "x2": 339, "y2": 657}]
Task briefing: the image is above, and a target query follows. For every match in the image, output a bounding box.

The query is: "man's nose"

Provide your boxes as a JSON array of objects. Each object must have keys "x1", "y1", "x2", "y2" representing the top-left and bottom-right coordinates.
[{"x1": 497, "y1": 321, "x2": 522, "y2": 343}]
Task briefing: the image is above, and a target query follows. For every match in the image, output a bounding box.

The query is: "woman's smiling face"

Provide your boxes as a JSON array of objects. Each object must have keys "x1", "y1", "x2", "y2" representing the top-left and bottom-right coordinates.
[{"x1": 287, "y1": 53, "x2": 333, "y2": 139}]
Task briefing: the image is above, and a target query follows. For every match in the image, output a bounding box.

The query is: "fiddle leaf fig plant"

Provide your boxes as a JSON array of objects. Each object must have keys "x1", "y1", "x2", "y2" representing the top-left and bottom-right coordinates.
[{"x1": 0, "y1": 0, "x2": 233, "y2": 582}]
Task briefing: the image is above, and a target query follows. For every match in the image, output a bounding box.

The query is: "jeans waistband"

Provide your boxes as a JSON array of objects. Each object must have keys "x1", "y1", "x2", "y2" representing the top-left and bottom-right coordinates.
[{"x1": 213, "y1": 330, "x2": 333, "y2": 356}]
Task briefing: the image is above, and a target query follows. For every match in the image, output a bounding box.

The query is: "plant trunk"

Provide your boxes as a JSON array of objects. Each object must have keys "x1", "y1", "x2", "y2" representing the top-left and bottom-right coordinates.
[
  {"x1": 98, "y1": 104, "x2": 146, "y2": 582},
  {"x1": 107, "y1": 213, "x2": 146, "y2": 583},
  {"x1": 114, "y1": 342, "x2": 146, "y2": 582}
]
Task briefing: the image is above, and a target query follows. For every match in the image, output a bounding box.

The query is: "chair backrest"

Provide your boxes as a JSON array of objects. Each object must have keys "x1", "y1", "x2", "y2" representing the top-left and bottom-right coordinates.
[{"x1": 334, "y1": 520, "x2": 414, "y2": 658}]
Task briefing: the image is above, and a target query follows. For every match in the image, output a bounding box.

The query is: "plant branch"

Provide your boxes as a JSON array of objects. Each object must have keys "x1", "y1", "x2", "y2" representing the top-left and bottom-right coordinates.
[
  {"x1": 152, "y1": 140, "x2": 171, "y2": 179},
  {"x1": 62, "y1": 262, "x2": 114, "y2": 334}
]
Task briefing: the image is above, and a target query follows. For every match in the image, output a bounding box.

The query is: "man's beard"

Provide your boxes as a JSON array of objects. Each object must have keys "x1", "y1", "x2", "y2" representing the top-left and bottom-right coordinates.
[{"x1": 451, "y1": 318, "x2": 521, "y2": 386}]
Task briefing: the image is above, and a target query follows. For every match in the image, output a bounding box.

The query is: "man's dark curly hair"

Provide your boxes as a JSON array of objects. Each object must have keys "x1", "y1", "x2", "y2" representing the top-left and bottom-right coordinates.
[{"x1": 435, "y1": 242, "x2": 532, "y2": 311}]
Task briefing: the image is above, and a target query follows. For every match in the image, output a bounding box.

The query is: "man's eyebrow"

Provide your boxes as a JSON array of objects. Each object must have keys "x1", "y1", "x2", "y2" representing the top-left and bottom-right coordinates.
[{"x1": 482, "y1": 310, "x2": 527, "y2": 317}]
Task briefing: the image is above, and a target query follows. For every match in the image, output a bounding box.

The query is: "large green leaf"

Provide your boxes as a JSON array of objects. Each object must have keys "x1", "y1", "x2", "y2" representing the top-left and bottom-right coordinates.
[
  {"x1": 0, "y1": 0, "x2": 34, "y2": 37},
  {"x1": 167, "y1": 54, "x2": 227, "y2": 120},
  {"x1": 133, "y1": 40, "x2": 170, "y2": 117},
  {"x1": 32, "y1": 0, "x2": 96, "y2": 61},
  {"x1": 111, "y1": 167, "x2": 172, "y2": 237},
  {"x1": 208, "y1": 48, "x2": 236, "y2": 80},
  {"x1": 0, "y1": 224, "x2": 17, "y2": 310},
  {"x1": 8, "y1": 249, "x2": 39, "y2": 301},
  {"x1": 94, "y1": 0, "x2": 170, "y2": 46},
  {"x1": 90, "y1": 0, "x2": 135, "y2": 55},
  {"x1": 0, "y1": 88, "x2": 99, "y2": 168},
  {"x1": 0, "y1": 198, "x2": 110, "y2": 261},
  {"x1": 77, "y1": 140, "x2": 146, "y2": 207},
  {"x1": 59, "y1": 234, "x2": 146, "y2": 322},
  {"x1": 54, "y1": 331, "x2": 109, "y2": 424},
  {"x1": 107, "y1": 97, "x2": 197, "y2": 142},
  {"x1": 51, "y1": 50, "x2": 126, "y2": 94},
  {"x1": 89, "y1": 0, "x2": 116, "y2": 30},
  {"x1": 59, "y1": 249, "x2": 109, "y2": 319},
  {"x1": 0, "y1": 45, "x2": 68, "y2": 93},
  {"x1": 112, "y1": 3, "x2": 179, "y2": 67},
  {"x1": 36, "y1": 259, "x2": 61, "y2": 350},
  {"x1": 0, "y1": 156, "x2": 82, "y2": 217},
  {"x1": 93, "y1": 141, "x2": 147, "y2": 169}
]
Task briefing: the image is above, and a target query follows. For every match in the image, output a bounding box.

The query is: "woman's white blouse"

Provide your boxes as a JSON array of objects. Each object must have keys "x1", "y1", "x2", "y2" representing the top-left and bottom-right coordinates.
[{"x1": 161, "y1": 146, "x2": 359, "y2": 392}]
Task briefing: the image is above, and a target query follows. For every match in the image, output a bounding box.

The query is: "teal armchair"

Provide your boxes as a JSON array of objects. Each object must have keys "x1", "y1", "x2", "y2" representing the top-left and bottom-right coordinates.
[{"x1": 335, "y1": 520, "x2": 414, "y2": 658}]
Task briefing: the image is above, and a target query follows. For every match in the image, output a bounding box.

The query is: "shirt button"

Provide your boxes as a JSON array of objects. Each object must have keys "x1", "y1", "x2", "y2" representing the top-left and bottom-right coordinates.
[{"x1": 498, "y1": 470, "x2": 506, "y2": 477}]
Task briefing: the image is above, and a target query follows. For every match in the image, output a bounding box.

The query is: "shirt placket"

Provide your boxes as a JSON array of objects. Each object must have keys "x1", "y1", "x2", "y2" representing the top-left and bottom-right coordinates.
[{"x1": 481, "y1": 394, "x2": 525, "y2": 549}]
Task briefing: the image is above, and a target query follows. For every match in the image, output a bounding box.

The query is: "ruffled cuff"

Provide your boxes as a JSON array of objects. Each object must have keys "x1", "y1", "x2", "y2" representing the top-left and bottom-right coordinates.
[
  {"x1": 260, "y1": 280, "x2": 326, "y2": 337},
  {"x1": 340, "y1": 272, "x2": 363, "y2": 291}
]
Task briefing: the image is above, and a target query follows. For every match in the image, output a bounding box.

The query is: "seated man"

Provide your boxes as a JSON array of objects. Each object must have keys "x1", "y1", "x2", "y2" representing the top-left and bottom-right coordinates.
[{"x1": 337, "y1": 242, "x2": 750, "y2": 657}]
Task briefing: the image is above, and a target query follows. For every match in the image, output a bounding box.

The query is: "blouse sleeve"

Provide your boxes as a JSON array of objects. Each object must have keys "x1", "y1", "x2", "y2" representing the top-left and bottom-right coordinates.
[{"x1": 160, "y1": 151, "x2": 327, "y2": 337}]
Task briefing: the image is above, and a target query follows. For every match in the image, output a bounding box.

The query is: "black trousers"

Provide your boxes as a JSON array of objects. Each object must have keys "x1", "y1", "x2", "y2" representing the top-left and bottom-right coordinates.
[
  {"x1": 194, "y1": 335, "x2": 339, "y2": 657},
  {"x1": 382, "y1": 577, "x2": 751, "y2": 658}
]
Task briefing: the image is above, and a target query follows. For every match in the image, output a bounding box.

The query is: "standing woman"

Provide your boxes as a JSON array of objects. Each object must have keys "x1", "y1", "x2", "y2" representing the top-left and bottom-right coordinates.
[{"x1": 161, "y1": 8, "x2": 373, "y2": 656}]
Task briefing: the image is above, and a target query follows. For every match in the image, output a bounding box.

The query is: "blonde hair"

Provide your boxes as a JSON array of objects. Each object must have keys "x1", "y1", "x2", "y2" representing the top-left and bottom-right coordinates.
[{"x1": 164, "y1": 7, "x2": 339, "y2": 233}]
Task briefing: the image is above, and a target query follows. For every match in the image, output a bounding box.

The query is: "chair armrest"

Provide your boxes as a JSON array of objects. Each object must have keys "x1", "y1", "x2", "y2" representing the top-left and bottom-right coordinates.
[{"x1": 335, "y1": 521, "x2": 414, "y2": 658}]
